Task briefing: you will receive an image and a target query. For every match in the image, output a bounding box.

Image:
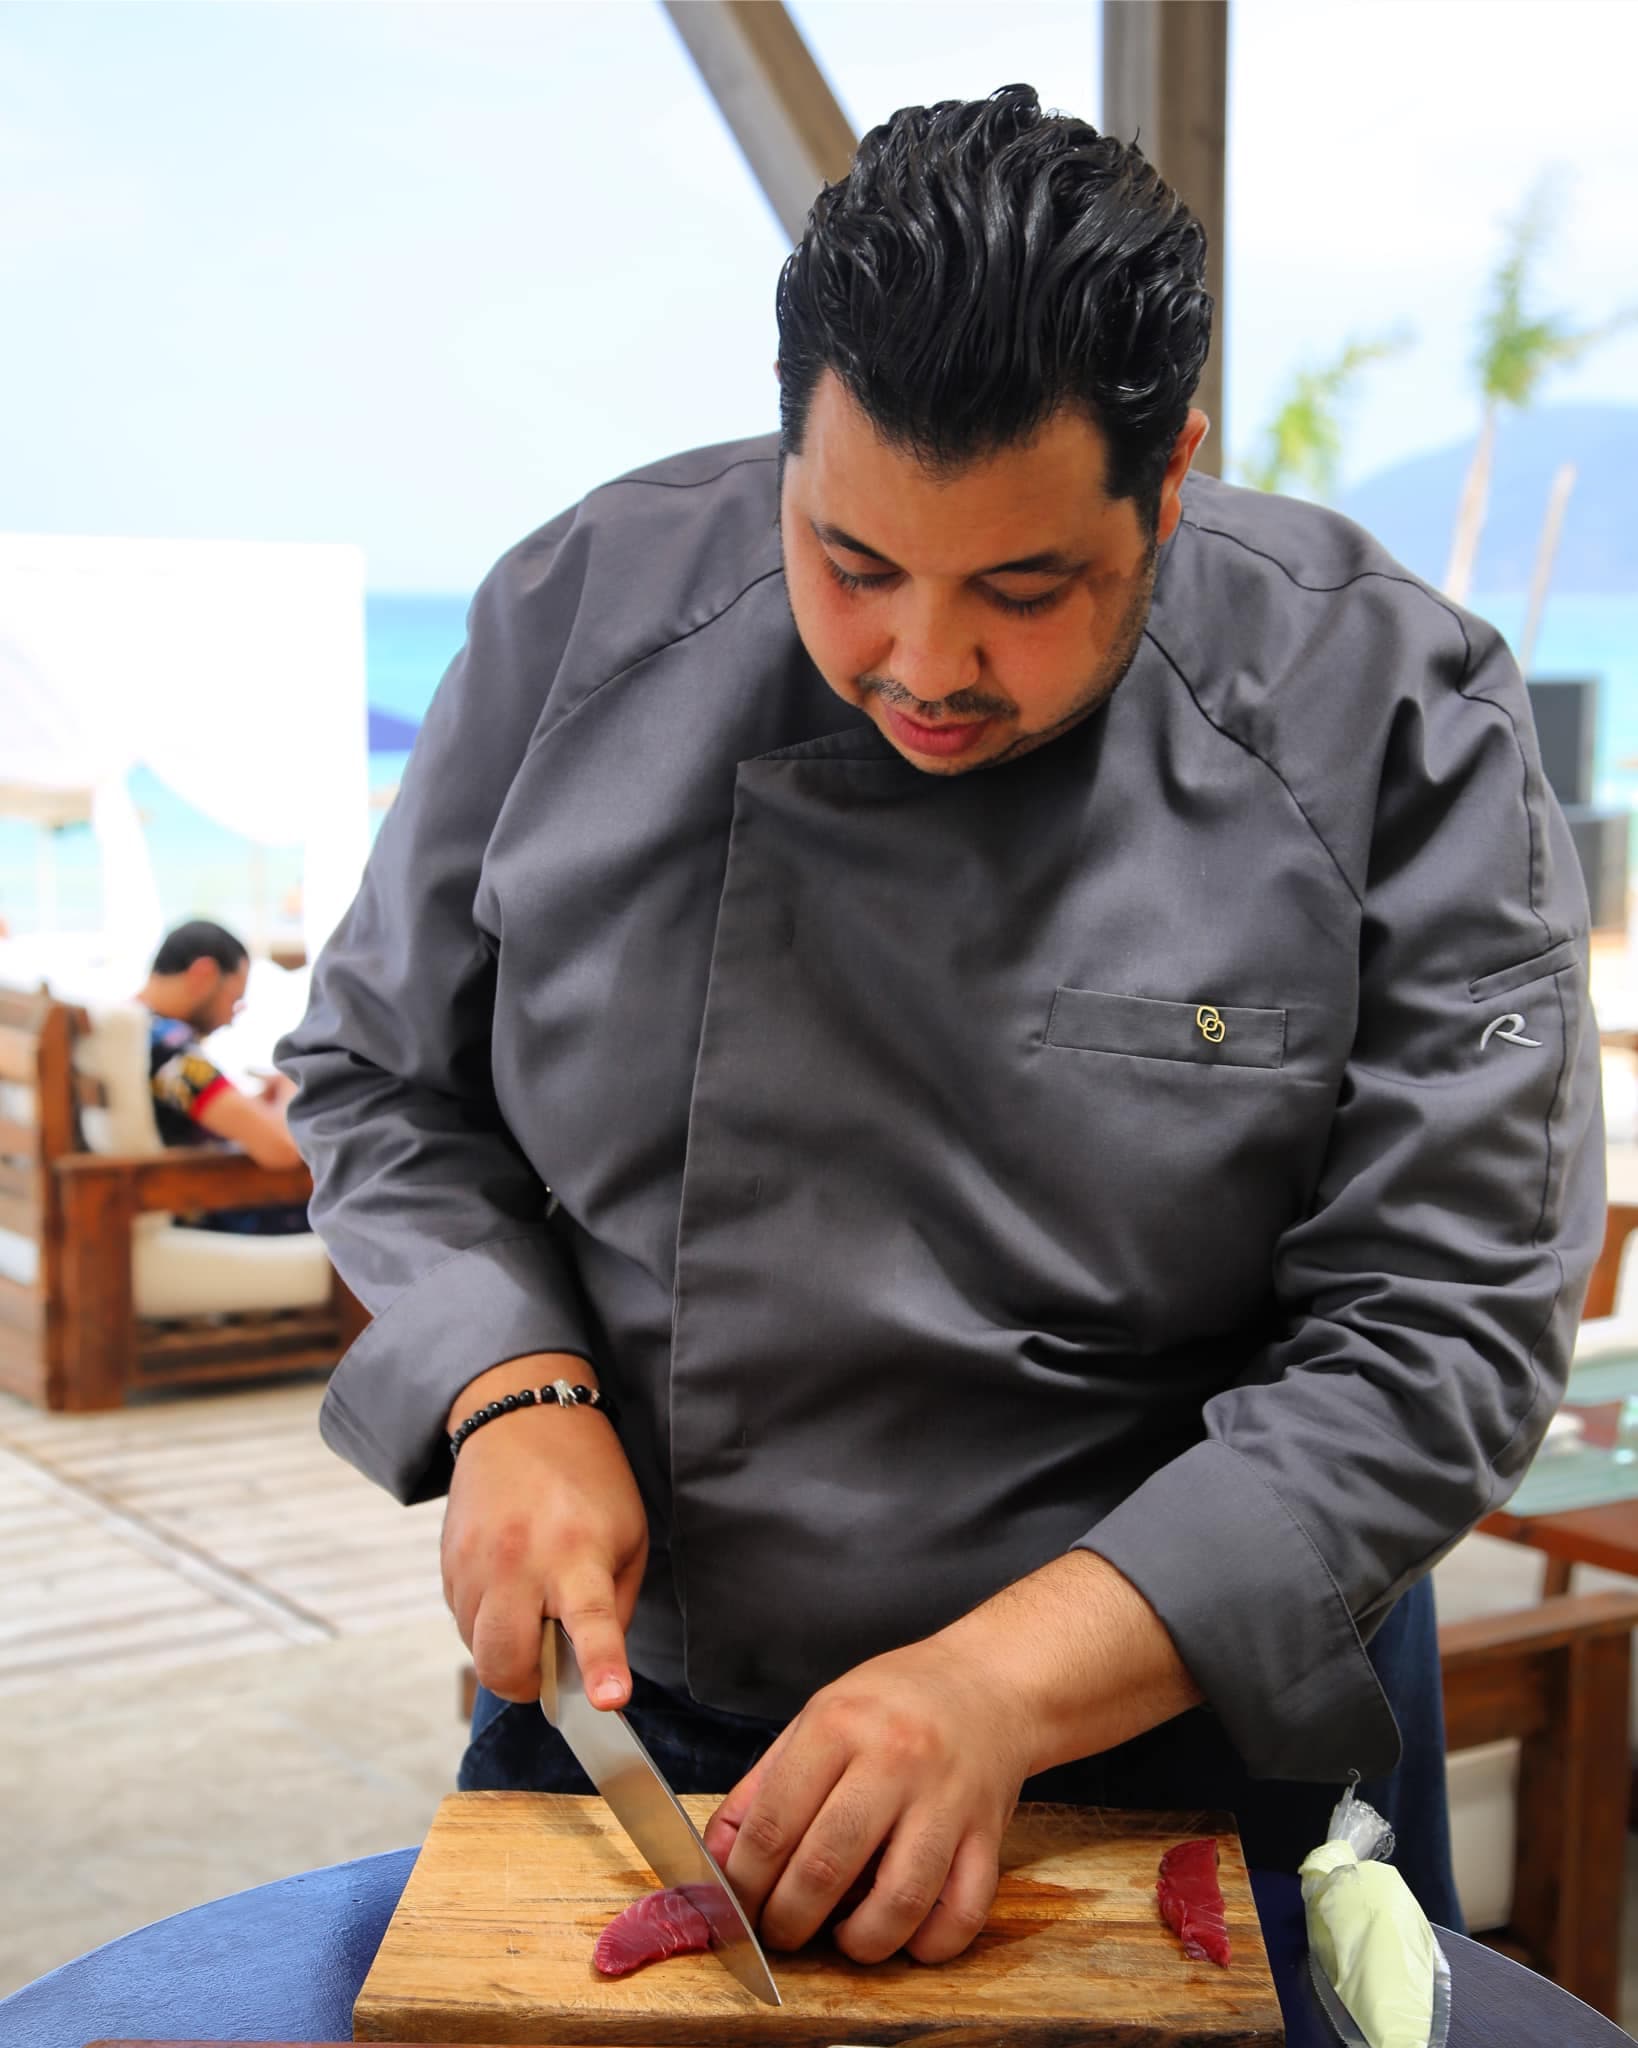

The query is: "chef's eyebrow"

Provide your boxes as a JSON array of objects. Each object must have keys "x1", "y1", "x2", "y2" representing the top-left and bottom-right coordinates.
[{"x1": 811, "y1": 520, "x2": 1086, "y2": 579}]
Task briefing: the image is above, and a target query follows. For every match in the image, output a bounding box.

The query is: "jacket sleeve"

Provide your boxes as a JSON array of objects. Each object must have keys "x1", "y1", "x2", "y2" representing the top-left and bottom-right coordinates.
[
  {"x1": 1081, "y1": 616, "x2": 1606, "y2": 1780},
  {"x1": 277, "y1": 520, "x2": 596, "y2": 1504}
]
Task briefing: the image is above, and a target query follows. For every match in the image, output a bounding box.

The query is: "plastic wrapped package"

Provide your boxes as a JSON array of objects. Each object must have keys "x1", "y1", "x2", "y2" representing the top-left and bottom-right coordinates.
[{"x1": 1299, "y1": 1784, "x2": 1452, "y2": 2048}]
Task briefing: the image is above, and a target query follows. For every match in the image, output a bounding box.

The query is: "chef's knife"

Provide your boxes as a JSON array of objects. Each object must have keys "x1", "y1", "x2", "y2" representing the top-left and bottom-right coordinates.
[{"x1": 539, "y1": 1618, "x2": 781, "y2": 2007}]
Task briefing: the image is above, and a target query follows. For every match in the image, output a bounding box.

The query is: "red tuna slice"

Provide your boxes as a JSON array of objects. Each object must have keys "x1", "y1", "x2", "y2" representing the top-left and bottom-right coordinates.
[
  {"x1": 1156, "y1": 1836, "x2": 1231, "y2": 1966},
  {"x1": 594, "y1": 1885, "x2": 715, "y2": 1977}
]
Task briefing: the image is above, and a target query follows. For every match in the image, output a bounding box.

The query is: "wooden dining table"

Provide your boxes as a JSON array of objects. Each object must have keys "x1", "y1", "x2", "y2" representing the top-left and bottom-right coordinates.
[
  {"x1": 1481, "y1": 1489, "x2": 1638, "y2": 1594},
  {"x1": 1480, "y1": 1398, "x2": 1638, "y2": 1594}
]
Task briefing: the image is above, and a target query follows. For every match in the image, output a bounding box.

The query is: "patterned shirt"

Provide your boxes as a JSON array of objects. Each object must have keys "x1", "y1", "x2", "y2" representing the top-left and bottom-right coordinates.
[{"x1": 147, "y1": 1013, "x2": 233, "y2": 1147}]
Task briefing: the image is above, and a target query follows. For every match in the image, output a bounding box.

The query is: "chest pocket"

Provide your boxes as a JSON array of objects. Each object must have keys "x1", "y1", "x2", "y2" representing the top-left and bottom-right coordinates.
[{"x1": 1045, "y1": 987, "x2": 1288, "y2": 1070}]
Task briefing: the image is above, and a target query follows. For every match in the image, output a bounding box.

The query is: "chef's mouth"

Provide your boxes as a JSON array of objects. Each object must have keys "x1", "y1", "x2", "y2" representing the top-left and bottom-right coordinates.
[
  {"x1": 879, "y1": 702, "x2": 1001, "y2": 757},
  {"x1": 868, "y1": 696, "x2": 1011, "y2": 761}
]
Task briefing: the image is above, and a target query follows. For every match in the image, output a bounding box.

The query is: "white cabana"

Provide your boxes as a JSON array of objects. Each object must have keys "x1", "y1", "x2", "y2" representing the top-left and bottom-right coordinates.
[{"x1": 0, "y1": 534, "x2": 370, "y2": 986}]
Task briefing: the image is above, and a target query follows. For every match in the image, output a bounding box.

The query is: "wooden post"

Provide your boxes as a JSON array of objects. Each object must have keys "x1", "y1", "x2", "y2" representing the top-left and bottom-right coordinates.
[
  {"x1": 1102, "y1": 0, "x2": 1228, "y2": 475},
  {"x1": 54, "y1": 1159, "x2": 137, "y2": 1409},
  {"x1": 660, "y1": 0, "x2": 856, "y2": 243},
  {"x1": 35, "y1": 999, "x2": 77, "y2": 1407}
]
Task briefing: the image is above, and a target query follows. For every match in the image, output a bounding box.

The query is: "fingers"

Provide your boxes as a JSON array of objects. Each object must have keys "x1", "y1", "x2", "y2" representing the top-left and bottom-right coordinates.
[
  {"x1": 703, "y1": 1727, "x2": 793, "y2": 1869},
  {"x1": 458, "y1": 1564, "x2": 633, "y2": 1707},
  {"x1": 721, "y1": 1721, "x2": 849, "y2": 1931},
  {"x1": 558, "y1": 1562, "x2": 633, "y2": 1709},
  {"x1": 443, "y1": 1497, "x2": 645, "y2": 1707},
  {"x1": 757, "y1": 1777, "x2": 899, "y2": 1952},
  {"x1": 900, "y1": 1830, "x2": 1001, "y2": 1966},
  {"x1": 746, "y1": 1781, "x2": 994, "y2": 1963},
  {"x1": 437, "y1": 1411, "x2": 650, "y2": 1709},
  {"x1": 467, "y1": 1579, "x2": 551, "y2": 1702}
]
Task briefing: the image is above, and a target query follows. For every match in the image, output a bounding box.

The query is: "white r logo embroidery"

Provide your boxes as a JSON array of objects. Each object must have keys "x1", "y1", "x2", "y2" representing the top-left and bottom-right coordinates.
[{"x1": 1479, "y1": 1013, "x2": 1543, "y2": 1050}]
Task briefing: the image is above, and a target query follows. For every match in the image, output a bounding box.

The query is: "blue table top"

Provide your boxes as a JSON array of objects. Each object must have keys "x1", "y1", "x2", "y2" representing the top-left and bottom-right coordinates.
[{"x1": 0, "y1": 1848, "x2": 1627, "y2": 2048}]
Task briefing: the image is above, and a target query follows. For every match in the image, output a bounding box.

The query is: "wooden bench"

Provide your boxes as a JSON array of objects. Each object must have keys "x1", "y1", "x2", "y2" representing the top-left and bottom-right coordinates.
[{"x1": 0, "y1": 985, "x2": 368, "y2": 1409}]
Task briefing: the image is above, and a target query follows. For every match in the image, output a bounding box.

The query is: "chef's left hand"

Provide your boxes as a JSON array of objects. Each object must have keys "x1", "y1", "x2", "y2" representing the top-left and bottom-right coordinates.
[
  {"x1": 702, "y1": 1550, "x2": 1202, "y2": 1965},
  {"x1": 702, "y1": 1631, "x2": 1031, "y2": 1966}
]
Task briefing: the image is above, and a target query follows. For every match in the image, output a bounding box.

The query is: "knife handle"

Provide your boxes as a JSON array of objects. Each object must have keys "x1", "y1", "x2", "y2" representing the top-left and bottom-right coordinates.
[{"x1": 538, "y1": 1617, "x2": 565, "y2": 1725}]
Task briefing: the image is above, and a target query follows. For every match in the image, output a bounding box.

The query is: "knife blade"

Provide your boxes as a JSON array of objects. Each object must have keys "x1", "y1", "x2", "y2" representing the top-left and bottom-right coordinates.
[{"x1": 539, "y1": 1619, "x2": 781, "y2": 2007}]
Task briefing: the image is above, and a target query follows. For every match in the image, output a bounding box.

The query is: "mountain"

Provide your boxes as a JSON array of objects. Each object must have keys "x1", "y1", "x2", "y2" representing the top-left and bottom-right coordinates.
[
  {"x1": 366, "y1": 703, "x2": 422, "y2": 751},
  {"x1": 1337, "y1": 403, "x2": 1636, "y2": 595}
]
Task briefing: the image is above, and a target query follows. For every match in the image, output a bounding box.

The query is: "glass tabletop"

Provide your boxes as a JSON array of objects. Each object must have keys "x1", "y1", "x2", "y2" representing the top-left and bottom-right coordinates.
[{"x1": 1501, "y1": 1350, "x2": 1638, "y2": 1517}]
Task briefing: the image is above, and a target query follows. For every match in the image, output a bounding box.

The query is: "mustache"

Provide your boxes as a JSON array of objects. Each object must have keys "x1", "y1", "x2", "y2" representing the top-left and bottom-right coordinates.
[{"x1": 856, "y1": 673, "x2": 1014, "y2": 721}]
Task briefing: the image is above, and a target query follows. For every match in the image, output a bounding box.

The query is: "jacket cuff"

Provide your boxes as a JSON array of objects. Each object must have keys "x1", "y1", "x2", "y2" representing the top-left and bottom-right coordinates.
[
  {"x1": 1077, "y1": 1438, "x2": 1401, "y2": 1781},
  {"x1": 319, "y1": 1232, "x2": 594, "y2": 1503}
]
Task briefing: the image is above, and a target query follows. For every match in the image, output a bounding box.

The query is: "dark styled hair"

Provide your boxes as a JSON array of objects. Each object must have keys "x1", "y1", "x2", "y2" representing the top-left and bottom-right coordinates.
[
  {"x1": 152, "y1": 920, "x2": 247, "y2": 978},
  {"x1": 776, "y1": 84, "x2": 1212, "y2": 529}
]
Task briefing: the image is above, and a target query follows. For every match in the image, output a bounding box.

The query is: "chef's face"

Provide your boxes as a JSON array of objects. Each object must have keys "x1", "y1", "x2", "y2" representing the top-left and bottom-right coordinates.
[{"x1": 781, "y1": 371, "x2": 1208, "y2": 774}]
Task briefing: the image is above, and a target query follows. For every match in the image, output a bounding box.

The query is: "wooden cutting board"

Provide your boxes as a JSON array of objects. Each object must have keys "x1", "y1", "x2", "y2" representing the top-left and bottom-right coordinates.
[{"x1": 352, "y1": 1792, "x2": 1284, "y2": 2045}]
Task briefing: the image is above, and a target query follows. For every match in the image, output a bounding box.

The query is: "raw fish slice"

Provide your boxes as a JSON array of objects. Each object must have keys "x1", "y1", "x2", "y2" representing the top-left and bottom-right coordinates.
[
  {"x1": 1157, "y1": 1836, "x2": 1231, "y2": 1966},
  {"x1": 594, "y1": 1885, "x2": 714, "y2": 1976}
]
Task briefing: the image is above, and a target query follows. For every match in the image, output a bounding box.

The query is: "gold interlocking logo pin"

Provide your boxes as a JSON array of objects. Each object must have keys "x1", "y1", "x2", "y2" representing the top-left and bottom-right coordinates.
[{"x1": 1196, "y1": 1005, "x2": 1227, "y2": 1044}]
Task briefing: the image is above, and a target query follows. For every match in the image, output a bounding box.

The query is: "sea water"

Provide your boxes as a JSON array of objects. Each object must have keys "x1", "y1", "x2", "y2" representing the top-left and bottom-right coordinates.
[{"x1": 2, "y1": 586, "x2": 1634, "y2": 941}]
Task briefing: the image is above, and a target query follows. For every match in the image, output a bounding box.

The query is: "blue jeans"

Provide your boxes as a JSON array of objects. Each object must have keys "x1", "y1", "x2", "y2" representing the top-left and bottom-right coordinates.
[
  {"x1": 199, "y1": 1202, "x2": 311, "y2": 1235},
  {"x1": 461, "y1": 1574, "x2": 1463, "y2": 1931}
]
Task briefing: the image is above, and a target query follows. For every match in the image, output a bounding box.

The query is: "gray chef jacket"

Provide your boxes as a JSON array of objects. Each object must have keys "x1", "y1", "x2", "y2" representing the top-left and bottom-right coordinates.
[{"x1": 281, "y1": 434, "x2": 1605, "y2": 1784}]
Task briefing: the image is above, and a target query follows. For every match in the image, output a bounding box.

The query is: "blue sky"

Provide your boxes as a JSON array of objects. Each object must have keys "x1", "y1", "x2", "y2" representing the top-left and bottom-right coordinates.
[{"x1": 2, "y1": 0, "x2": 1635, "y2": 592}]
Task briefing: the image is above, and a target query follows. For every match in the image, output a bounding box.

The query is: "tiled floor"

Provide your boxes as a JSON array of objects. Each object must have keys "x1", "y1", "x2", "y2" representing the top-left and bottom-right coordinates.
[{"x1": 3, "y1": 1375, "x2": 1637, "y2": 2032}]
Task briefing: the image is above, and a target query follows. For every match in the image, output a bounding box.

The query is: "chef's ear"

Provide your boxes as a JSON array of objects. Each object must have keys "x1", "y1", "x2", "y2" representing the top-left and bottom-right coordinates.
[
  {"x1": 1155, "y1": 408, "x2": 1211, "y2": 545},
  {"x1": 772, "y1": 360, "x2": 782, "y2": 384}
]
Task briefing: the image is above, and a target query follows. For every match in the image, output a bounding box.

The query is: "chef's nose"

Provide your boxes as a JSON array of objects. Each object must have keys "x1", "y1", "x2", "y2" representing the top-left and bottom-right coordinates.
[{"x1": 888, "y1": 593, "x2": 981, "y2": 703}]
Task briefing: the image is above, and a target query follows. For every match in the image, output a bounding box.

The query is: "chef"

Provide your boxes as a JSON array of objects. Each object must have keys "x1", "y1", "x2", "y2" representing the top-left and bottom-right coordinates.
[{"x1": 280, "y1": 85, "x2": 1603, "y2": 1965}]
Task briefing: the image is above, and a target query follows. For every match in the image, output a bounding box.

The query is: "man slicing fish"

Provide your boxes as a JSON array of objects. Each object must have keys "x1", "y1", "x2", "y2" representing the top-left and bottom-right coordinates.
[{"x1": 280, "y1": 87, "x2": 1603, "y2": 1962}]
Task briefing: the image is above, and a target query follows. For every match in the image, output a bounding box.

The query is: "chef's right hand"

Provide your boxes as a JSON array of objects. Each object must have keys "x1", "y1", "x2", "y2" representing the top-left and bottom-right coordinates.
[{"x1": 440, "y1": 1355, "x2": 649, "y2": 1711}]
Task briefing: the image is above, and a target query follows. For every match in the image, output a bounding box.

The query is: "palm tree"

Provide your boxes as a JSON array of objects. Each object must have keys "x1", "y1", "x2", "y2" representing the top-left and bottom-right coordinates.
[
  {"x1": 1443, "y1": 174, "x2": 1634, "y2": 603},
  {"x1": 1240, "y1": 332, "x2": 1411, "y2": 501}
]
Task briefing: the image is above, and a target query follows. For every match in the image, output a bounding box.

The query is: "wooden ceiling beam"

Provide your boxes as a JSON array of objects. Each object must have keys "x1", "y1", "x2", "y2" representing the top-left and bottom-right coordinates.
[{"x1": 661, "y1": 1, "x2": 857, "y2": 244}]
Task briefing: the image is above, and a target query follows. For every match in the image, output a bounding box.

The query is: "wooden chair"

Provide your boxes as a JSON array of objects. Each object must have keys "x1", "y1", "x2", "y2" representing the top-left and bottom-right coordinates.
[
  {"x1": 0, "y1": 985, "x2": 368, "y2": 1410},
  {"x1": 1439, "y1": 1588, "x2": 1638, "y2": 2018}
]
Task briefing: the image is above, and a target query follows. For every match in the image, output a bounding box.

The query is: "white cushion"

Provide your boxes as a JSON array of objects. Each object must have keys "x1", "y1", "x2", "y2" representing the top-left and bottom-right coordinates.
[
  {"x1": 1571, "y1": 1310, "x2": 1638, "y2": 1364},
  {"x1": 1434, "y1": 1536, "x2": 1538, "y2": 1931},
  {"x1": 0, "y1": 1229, "x2": 37, "y2": 1288},
  {"x1": 74, "y1": 1002, "x2": 163, "y2": 1157},
  {"x1": 0, "y1": 1216, "x2": 328, "y2": 1318},
  {"x1": 132, "y1": 1224, "x2": 332, "y2": 1319},
  {"x1": 1445, "y1": 1741, "x2": 1518, "y2": 1932}
]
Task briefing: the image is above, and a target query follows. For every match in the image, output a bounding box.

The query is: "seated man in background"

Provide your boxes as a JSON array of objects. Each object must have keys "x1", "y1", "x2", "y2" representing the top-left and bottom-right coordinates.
[{"x1": 139, "y1": 919, "x2": 309, "y2": 1233}]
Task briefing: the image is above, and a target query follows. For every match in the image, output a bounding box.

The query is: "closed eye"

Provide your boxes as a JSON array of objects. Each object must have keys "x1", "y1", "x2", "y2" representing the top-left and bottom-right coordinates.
[
  {"x1": 822, "y1": 554, "x2": 1067, "y2": 618},
  {"x1": 985, "y1": 585, "x2": 1068, "y2": 618},
  {"x1": 823, "y1": 556, "x2": 895, "y2": 596}
]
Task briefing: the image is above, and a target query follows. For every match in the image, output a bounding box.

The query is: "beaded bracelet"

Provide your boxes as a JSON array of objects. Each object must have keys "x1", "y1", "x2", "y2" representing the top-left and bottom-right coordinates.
[{"x1": 448, "y1": 1377, "x2": 617, "y2": 1460}]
